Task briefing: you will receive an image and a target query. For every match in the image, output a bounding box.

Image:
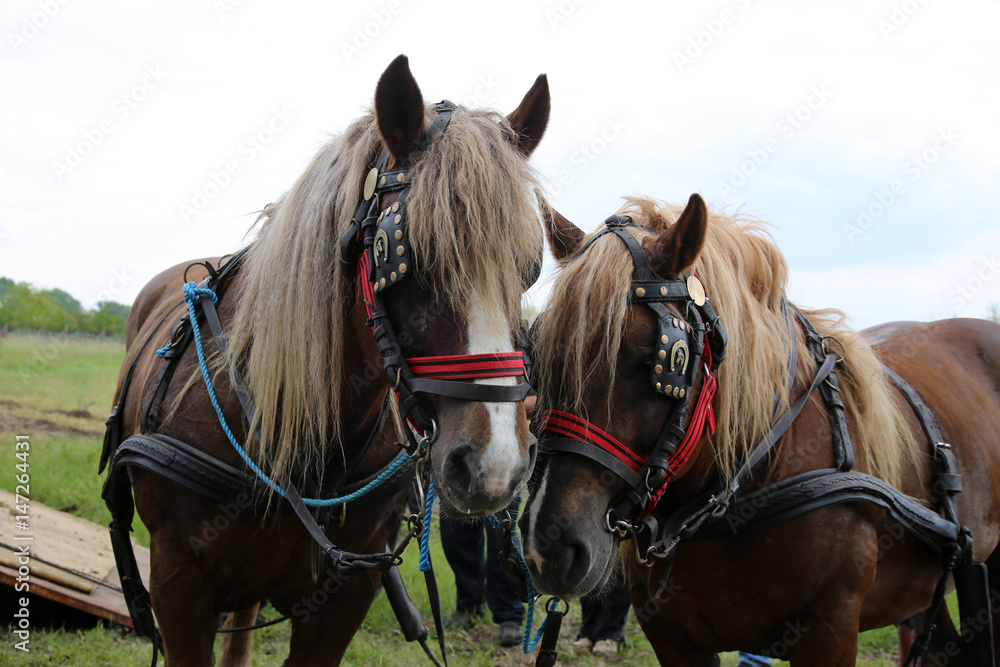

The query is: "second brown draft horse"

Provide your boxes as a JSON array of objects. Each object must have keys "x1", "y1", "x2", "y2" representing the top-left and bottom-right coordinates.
[{"x1": 521, "y1": 195, "x2": 1000, "y2": 665}]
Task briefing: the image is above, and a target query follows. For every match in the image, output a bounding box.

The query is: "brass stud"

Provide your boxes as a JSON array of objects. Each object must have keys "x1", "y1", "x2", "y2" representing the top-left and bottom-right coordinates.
[
  {"x1": 635, "y1": 287, "x2": 646, "y2": 298},
  {"x1": 392, "y1": 202, "x2": 400, "y2": 213},
  {"x1": 397, "y1": 173, "x2": 405, "y2": 183},
  {"x1": 394, "y1": 230, "x2": 403, "y2": 241},
  {"x1": 665, "y1": 384, "x2": 673, "y2": 394},
  {"x1": 672, "y1": 318, "x2": 679, "y2": 328},
  {"x1": 378, "y1": 213, "x2": 384, "y2": 222},
  {"x1": 679, "y1": 388, "x2": 686, "y2": 399},
  {"x1": 379, "y1": 278, "x2": 386, "y2": 289},
  {"x1": 654, "y1": 364, "x2": 663, "y2": 375},
  {"x1": 661, "y1": 334, "x2": 669, "y2": 344},
  {"x1": 658, "y1": 350, "x2": 666, "y2": 360},
  {"x1": 390, "y1": 272, "x2": 397, "y2": 282},
  {"x1": 380, "y1": 176, "x2": 387, "y2": 187},
  {"x1": 396, "y1": 245, "x2": 405, "y2": 256},
  {"x1": 655, "y1": 382, "x2": 662, "y2": 391},
  {"x1": 394, "y1": 214, "x2": 402, "y2": 224},
  {"x1": 399, "y1": 263, "x2": 407, "y2": 274},
  {"x1": 660, "y1": 285, "x2": 667, "y2": 296},
  {"x1": 672, "y1": 387, "x2": 681, "y2": 398}
]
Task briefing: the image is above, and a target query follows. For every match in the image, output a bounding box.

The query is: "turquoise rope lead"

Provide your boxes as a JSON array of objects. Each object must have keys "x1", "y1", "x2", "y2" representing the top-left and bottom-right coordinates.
[
  {"x1": 485, "y1": 513, "x2": 548, "y2": 653},
  {"x1": 418, "y1": 479, "x2": 436, "y2": 572},
  {"x1": 179, "y1": 282, "x2": 410, "y2": 507}
]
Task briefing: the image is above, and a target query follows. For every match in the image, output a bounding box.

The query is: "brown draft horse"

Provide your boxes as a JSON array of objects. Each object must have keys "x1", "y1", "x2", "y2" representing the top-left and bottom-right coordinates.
[
  {"x1": 520, "y1": 194, "x2": 1000, "y2": 665},
  {"x1": 107, "y1": 56, "x2": 550, "y2": 665}
]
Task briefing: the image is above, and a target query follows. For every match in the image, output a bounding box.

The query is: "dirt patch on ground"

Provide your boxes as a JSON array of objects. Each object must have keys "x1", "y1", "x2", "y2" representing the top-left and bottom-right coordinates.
[
  {"x1": 0, "y1": 399, "x2": 104, "y2": 438},
  {"x1": 439, "y1": 613, "x2": 623, "y2": 666}
]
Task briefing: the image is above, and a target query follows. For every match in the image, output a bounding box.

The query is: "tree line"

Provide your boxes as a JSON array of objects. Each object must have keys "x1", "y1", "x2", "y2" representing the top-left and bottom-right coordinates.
[{"x1": 0, "y1": 277, "x2": 130, "y2": 337}]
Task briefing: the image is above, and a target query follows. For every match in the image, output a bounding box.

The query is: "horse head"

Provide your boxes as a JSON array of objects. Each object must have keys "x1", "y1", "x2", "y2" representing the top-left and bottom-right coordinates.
[
  {"x1": 519, "y1": 195, "x2": 725, "y2": 598},
  {"x1": 362, "y1": 56, "x2": 549, "y2": 516}
]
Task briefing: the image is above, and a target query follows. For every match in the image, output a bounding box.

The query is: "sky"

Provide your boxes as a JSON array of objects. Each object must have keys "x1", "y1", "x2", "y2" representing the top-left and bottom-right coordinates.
[{"x1": 1, "y1": 0, "x2": 998, "y2": 329}]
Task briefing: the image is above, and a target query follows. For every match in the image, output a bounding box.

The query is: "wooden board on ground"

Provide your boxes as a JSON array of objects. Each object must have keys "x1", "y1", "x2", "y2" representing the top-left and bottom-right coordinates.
[{"x1": 0, "y1": 489, "x2": 148, "y2": 627}]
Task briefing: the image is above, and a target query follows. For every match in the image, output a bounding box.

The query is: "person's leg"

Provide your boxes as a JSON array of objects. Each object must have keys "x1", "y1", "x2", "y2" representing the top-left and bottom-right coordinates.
[
  {"x1": 590, "y1": 575, "x2": 631, "y2": 643},
  {"x1": 576, "y1": 596, "x2": 601, "y2": 643},
  {"x1": 439, "y1": 514, "x2": 486, "y2": 619}
]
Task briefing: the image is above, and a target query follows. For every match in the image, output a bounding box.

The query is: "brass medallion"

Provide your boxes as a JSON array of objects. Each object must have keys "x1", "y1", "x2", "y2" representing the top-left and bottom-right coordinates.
[
  {"x1": 687, "y1": 275, "x2": 706, "y2": 307},
  {"x1": 363, "y1": 168, "x2": 378, "y2": 201}
]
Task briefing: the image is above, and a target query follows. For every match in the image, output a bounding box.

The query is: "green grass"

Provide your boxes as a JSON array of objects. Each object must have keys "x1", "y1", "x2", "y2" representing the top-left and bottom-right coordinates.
[{"x1": 0, "y1": 333, "x2": 910, "y2": 665}]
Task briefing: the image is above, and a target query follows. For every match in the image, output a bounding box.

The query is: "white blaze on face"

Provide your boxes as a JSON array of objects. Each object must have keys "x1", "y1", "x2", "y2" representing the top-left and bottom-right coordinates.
[{"x1": 467, "y1": 293, "x2": 521, "y2": 499}]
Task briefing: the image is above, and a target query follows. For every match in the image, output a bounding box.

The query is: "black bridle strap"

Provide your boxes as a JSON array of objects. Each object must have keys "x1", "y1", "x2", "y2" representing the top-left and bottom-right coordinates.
[
  {"x1": 543, "y1": 437, "x2": 644, "y2": 490},
  {"x1": 408, "y1": 376, "x2": 530, "y2": 402}
]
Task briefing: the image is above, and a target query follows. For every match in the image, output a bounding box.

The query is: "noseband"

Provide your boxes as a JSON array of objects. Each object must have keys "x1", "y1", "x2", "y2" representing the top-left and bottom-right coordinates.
[
  {"x1": 339, "y1": 101, "x2": 535, "y2": 446},
  {"x1": 539, "y1": 215, "x2": 728, "y2": 526}
]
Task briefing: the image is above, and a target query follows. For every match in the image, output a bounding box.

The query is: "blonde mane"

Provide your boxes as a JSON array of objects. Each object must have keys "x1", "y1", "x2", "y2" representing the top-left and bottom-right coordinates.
[
  {"x1": 221, "y1": 105, "x2": 543, "y2": 486},
  {"x1": 536, "y1": 197, "x2": 919, "y2": 488}
]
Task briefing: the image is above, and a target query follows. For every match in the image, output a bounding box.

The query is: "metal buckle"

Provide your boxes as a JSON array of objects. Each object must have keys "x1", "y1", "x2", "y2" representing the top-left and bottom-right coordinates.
[{"x1": 604, "y1": 508, "x2": 633, "y2": 539}]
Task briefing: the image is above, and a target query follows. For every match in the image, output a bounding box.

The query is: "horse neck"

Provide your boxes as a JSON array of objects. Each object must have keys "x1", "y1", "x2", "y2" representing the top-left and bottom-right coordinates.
[{"x1": 340, "y1": 295, "x2": 391, "y2": 443}]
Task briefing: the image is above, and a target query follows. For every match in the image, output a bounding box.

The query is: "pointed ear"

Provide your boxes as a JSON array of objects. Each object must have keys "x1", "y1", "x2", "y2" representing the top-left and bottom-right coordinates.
[
  {"x1": 374, "y1": 55, "x2": 426, "y2": 163},
  {"x1": 507, "y1": 74, "x2": 550, "y2": 156},
  {"x1": 646, "y1": 194, "x2": 708, "y2": 276},
  {"x1": 540, "y1": 200, "x2": 584, "y2": 261}
]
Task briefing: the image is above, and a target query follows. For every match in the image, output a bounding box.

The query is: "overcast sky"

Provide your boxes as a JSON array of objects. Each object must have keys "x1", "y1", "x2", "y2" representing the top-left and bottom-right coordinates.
[{"x1": 2, "y1": 0, "x2": 998, "y2": 329}]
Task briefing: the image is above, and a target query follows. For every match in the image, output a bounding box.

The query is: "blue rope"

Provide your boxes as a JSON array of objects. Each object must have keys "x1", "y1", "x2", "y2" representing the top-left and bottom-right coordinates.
[
  {"x1": 418, "y1": 479, "x2": 436, "y2": 572},
  {"x1": 486, "y1": 513, "x2": 547, "y2": 653},
  {"x1": 179, "y1": 281, "x2": 409, "y2": 507}
]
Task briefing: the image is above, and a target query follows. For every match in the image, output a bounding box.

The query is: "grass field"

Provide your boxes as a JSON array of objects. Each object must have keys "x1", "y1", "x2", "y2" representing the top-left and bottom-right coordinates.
[{"x1": 0, "y1": 333, "x2": 906, "y2": 665}]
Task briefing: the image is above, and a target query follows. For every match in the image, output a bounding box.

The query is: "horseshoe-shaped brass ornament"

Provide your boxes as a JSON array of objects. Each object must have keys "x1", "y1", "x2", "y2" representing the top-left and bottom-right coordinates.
[
  {"x1": 373, "y1": 229, "x2": 389, "y2": 268},
  {"x1": 670, "y1": 340, "x2": 689, "y2": 375}
]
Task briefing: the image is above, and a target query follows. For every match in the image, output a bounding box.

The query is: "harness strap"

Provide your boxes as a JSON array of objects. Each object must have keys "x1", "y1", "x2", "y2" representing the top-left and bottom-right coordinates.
[
  {"x1": 100, "y1": 300, "x2": 184, "y2": 474},
  {"x1": 639, "y1": 348, "x2": 839, "y2": 555},
  {"x1": 688, "y1": 468, "x2": 961, "y2": 548},
  {"x1": 111, "y1": 432, "x2": 415, "y2": 511},
  {"x1": 794, "y1": 306, "x2": 854, "y2": 471},
  {"x1": 884, "y1": 366, "x2": 962, "y2": 524}
]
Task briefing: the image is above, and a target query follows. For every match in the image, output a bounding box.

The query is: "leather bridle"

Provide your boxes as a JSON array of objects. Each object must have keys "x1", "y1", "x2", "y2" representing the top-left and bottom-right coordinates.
[
  {"x1": 339, "y1": 101, "x2": 537, "y2": 448},
  {"x1": 539, "y1": 214, "x2": 728, "y2": 528}
]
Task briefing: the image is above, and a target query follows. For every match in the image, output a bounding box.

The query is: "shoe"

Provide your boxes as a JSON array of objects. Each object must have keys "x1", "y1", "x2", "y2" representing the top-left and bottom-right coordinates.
[
  {"x1": 592, "y1": 638, "x2": 621, "y2": 657},
  {"x1": 572, "y1": 637, "x2": 594, "y2": 650},
  {"x1": 444, "y1": 609, "x2": 476, "y2": 628},
  {"x1": 498, "y1": 620, "x2": 522, "y2": 646}
]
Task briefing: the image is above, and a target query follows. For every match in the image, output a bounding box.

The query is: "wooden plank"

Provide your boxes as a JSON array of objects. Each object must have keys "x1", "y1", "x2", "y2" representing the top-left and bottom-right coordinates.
[
  {"x1": 0, "y1": 490, "x2": 150, "y2": 627},
  {"x1": 0, "y1": 489, "x2": 118, "y2": 587}
]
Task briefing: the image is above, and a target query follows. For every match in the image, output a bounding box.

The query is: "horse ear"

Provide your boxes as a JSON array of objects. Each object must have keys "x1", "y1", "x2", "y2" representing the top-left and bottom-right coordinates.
[
  {"x1": 646, "y1": 194, "x2": 708, "y2": 276},
  {"x1": 507, "y1": 74, "x2": 550, "y2": 156},
  {"x1": 541, "y1": 200, "x2": 584, "y2": 261},
  {"x1": 374, "y1": 55, "x2": 426, "y2": 163}
]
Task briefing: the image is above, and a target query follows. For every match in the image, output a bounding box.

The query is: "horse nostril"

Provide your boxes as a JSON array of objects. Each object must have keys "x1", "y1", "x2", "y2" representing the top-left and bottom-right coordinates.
[{"x1": 444, "y1": 445, "x2": 474, "y2": 492}]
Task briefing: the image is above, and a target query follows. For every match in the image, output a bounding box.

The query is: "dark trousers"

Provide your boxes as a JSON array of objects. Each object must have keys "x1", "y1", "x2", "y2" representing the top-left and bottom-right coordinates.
[
  {"x1": 439, "y1": 497, "x2": 524, "y2": 624},
  {"x1": 578, "y1": 575, "x2": 631, "y2": 643}
]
